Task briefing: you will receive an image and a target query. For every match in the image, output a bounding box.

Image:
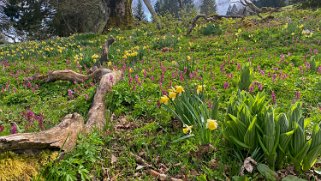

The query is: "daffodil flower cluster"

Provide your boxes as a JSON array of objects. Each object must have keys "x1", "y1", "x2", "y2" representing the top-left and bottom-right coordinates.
[
  {"x1": 91, "y1": 54, "x2": 100, "y2": 62},
  {"x1": 159, "y1": 85, "x2": 219, "y2": 145},
  {"x1": 159, "y1": 85, "x2": 184, "y2": 105},
  {"x1": 122, "y1": 46, "x2": 140, "y2": 59}
]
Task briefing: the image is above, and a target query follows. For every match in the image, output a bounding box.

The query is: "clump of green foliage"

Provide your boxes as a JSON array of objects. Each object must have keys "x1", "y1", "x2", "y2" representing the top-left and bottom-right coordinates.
[
  {"x1": 160, "y1": 85, "x2": 219, "y2": 145},
  {"x1": 42, "y1": 132, "x2": 104, "y2": 180},
  {"x1": 200, "y1": 23, "x2": 223, "y2": 36},
  {"x1": 152, "y1": 34, "x2": 178, "y2": 49},
  {"x1": 224, "y1": 91, "x2": 321, "y2": 171}
]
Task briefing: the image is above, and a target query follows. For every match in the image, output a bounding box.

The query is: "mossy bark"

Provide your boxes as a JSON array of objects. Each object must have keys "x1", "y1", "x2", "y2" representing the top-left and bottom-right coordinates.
[
  {"x1": 104, "y1": 0, "x2": 134, "y2": 31},
  {"x1": 51, "y1": 0, "x2": 133, "y2": 35}
]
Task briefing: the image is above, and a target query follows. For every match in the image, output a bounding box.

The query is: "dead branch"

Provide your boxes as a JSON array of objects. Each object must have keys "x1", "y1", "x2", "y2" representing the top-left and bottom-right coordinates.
[
  {"x1": 240, "y1": 0, "x2": 262, "y2": 14},
  {"x1": 186, "y1": 0, "x2": 278, "y2": 36},
  {"x1": 27, "y1": 68, "x2": 112, "y2": 83},
  {"x1": 130, "y1": 152, "x2": 183, "y2": 181},
  {"x1": 0, "y1": 113, "x2": 84, "y2": 152},
  {"x1": 85, "y1": 70, "x2": 122, "y2": 132},
  {"x1": 94, "y1": 37, "x2": 115, "y2": 67},
  {"x1": 186, "y1": 14, "x2": 244, "y2": 36}
]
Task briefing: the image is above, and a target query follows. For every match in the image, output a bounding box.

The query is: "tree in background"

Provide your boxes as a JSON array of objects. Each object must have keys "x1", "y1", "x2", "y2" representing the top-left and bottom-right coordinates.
[
  {"x1": 51, "y1": 0, "x2": 134, "y2": 36},
  {"x1": 134, "y1": 0, "x2": 146, "y2": 21},
  {"x1": 1, "y1": 0, "x2": 135, "y2": 39},
  {"x1": 290, "y1": 0, "x2": 321, "y2": 8},
  {"x1": 180, "y1": 0, "x2": 195, "y2": 12},
  {"x1": 200, "y1": 0, "x2": 216, "y2": 15},
  {"x1": 1, "y1": 0, "x2": 54, "y2": 40},
  {"x1": 254, "y1": 0, "x2": 285, "y2": 7},
  {"x1": 154, "y1": 0, "x2": 180, "y2": 18}
]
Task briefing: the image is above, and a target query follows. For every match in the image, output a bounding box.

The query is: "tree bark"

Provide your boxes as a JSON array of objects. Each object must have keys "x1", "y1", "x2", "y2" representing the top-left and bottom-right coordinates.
[
  {"x1": 51, "y1": 0, "x2": 134, "y2": 36},
  {"x1": 0, "y1": 113, "x2": 84, "y2": 152},
  {"x1": 103, "y1": 0, "x2": 134, "y2": 31},
  {"x1": 85, "y1": 70, "x2": 122, "y2": 132},
  {"x1": 142, "y1": 0, "x2": 162, "y2": 30}
]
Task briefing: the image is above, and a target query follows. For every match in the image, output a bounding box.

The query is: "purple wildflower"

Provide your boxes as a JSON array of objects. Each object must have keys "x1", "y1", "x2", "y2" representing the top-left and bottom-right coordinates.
[
  {"x1": 314, "y1": 49, "x2": 318, "y2": 55},
  {"x1": 10, "y1": 123, "x2": 17, "y2": 134},
  {"x1": 249, "y1": 84, "x2": 254, "y2": 93},
  {"x1": 295, "y1": 91, "x2": 301, "y2": 100},
  {"x1": 67, "y1": 89, "x2": 74, "y2": 98},
  {"x1": 128, "y1": 75, "x2": 133, "y2": 85},
  {"x1": 271, "y1": 91, "x2": 276, "y2": 104},
  {"x1": 220, "y1": 63, "x2": 225, "y2": 73},
  {"x1": 143, "y1": 70, "x2": 147, "y2": 78},
  {"x1": 318, "y1": 66, "x2": 321, "y2": 74},
  {"x1": 237, "y1": 63, "x2": 241, "y2": 70},
  {"x1": 305, "y1": 62, "x2": 311, "y2": 70},
  {"x1": 22, "y1": 109, "x2": 35, "y2": 124},
  {"x1": 35, "y1": 114, "x2": 44, "y2": 130},
  {"x1": 260, "y1": 70, "x2": 265, "y2": 76},
  {"x1": 135, "y1": 74, "x2": 140, "y2": 85},
  {"x1": 257, "y1": 83, "x2": 263, "y2": 91},
  {"x1": 179, "y1": 72, "x2": 184, "y2": 81},
  {"x1": 223, "y1": 82, "x2": 229, "y2": 90}
]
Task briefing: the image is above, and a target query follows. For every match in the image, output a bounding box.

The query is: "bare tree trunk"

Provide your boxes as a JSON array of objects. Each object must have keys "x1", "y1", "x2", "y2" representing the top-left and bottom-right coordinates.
[
  {"x1": 103, "y1": 0, "x2": 134, "y2": 31},
  {"x1": 142, "y1": 0, "x2": 162, "y2": 30},
  {"x1": 51, "y1": 0, "x2": 134, "y2": 35}
]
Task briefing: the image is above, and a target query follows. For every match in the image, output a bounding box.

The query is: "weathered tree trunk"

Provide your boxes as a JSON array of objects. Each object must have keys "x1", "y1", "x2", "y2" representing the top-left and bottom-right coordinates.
[
  {"x1": 51, "y1": 0, "x2": 134, "y2": 35},
  {"x1": 103, "y1": 0, "x2": 134, "y2": 31},
  {"x1": 142, "y1": 0, "x2": 162, "y2": 30}
]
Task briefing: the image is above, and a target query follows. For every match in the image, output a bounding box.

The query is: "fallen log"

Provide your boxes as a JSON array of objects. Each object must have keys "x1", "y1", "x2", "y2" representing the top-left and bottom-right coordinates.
[
  {"x1": 27, "y1": 68, "x2": 112, "y2": 83},
  {"x1": 85, "y1": 70, "x2": 122, "y2": 132},
  {"x1": 0, "y1": 113, "x2": 84, "y2": 153},
  {"x1": 0, "y1": 37, "x2": 121, "y2": 153}
]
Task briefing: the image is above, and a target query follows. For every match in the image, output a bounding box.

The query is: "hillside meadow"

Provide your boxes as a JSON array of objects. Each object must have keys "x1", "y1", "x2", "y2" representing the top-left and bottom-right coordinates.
[{"x1": 0, "y1": 6, "x2": 321, "y2": 180}]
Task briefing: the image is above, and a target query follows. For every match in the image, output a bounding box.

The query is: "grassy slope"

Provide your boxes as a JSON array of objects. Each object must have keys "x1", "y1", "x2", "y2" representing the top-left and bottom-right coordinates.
[{"x1": 0, "y1": 6, "x2": 321, "y2": 180}]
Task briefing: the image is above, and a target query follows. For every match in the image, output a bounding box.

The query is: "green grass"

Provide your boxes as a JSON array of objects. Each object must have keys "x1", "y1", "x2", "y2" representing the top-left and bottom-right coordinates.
[{"x1": 0, "y1": 6, "x2": 321, "y2": 180}]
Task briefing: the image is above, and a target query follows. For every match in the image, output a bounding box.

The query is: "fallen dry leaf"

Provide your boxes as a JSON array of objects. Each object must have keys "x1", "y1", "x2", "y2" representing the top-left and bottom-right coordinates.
[
  {"x1": 136, "y1": 164, "x2": 145, "y2": 170},
  {"x1": 240, "y1": 157, "x2": 257, "y2": 175},
  {"x1": 111, "y1": 154, "x2": 117, "y2": 164}
]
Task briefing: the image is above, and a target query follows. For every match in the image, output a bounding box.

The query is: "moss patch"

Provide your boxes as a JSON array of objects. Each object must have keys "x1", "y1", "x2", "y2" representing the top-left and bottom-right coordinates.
[{"x1": 0, "y1": 151, "x2": 59, "y2": 180}]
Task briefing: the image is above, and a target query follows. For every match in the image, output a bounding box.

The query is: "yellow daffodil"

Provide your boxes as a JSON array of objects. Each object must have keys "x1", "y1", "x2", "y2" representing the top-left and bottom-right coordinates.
[
  {"x1": 183, "y1": 125, "x2": 193, "y2": 134},
  {"x1": 175, "y1": 86, "x2": 184, "y2": 94},
  {"x1": 168, "y1": 91, "x2": 177, "y2": 100},
  {"x1": 160, "y1": 95, "x2": 169, "y2": 105},
  {"x1": 197, "y1": 85, "x2": 204, "y2": 94},
  {"x1": 206, "y1": 119, "x2": 218, "y2": 131}
]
